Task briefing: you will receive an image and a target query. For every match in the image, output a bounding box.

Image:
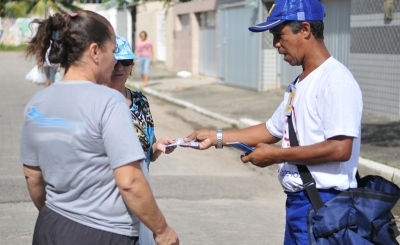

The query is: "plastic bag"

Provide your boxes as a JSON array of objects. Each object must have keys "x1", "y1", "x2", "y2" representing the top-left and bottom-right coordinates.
[
  {"x1": 139, "y1": 161, "x2": 157, "y2": 245},
  {"x1": 25, "y1": 65, "x2": 46, "y2": 84}
]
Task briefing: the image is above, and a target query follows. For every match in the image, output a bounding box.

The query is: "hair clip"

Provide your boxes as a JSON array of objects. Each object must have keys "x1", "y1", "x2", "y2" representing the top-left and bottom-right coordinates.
[
  {"x1": 50, "y1": 29, "x2": 60, "y2": 41},
  {"x1": 64, "y1": 12, "x2": 78, "y2": 18}
]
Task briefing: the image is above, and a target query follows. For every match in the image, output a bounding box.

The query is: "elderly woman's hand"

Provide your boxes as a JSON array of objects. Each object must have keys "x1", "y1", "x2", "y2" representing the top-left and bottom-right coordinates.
[
  {"x1": 151, "y1": 136, "x2": 177, "y2": 162},
  {"x1": 155, "y1": 136, "x2": 177, "y2": 153}
]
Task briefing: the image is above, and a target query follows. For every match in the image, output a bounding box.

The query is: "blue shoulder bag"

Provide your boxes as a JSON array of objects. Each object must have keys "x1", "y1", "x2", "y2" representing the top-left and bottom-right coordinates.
[{"x1": 288, "y1": 114, "x2": 400, "y2": 245}]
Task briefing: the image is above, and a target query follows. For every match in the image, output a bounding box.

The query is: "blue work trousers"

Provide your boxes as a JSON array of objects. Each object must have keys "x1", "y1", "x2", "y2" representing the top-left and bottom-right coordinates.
[{"x1": 284, "y1": 189, "x2": 340, "y2": 245}]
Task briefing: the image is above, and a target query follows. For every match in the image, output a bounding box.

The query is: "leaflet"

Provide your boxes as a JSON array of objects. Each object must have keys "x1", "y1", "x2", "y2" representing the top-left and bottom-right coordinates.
[{"x1": 166, "y1": 138, "x2": 199, "y2": 148}]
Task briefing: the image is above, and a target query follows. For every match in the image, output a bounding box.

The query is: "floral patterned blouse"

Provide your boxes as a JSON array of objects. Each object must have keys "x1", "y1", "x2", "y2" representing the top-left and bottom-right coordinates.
[{"x1": 127, "y1": 88, "x2": 154, "y2": 165}]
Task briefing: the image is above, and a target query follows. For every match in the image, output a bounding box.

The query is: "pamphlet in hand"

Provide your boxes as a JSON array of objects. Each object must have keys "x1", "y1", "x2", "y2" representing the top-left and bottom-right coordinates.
[
  {"x1": 166, "y1": 138, "x2": 199, "y2": 148},
  {"x1": 226, "y1": 142, "x2": 254, "y2": 153}
]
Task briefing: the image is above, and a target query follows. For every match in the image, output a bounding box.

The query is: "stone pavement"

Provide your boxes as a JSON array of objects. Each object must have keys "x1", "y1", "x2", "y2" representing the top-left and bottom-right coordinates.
[{"x1": 129, "y1": 62, "x2": 400, "y2": 185}]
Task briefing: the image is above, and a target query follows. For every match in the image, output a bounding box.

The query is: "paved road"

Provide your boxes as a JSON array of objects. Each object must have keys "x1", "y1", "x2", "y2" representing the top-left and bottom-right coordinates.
[
  {"x1": 0, "y1": 52, "x2": 286, "y2": 244},
  {"x1": 0, "y1": 52, "x2": 43, "y2": 245}
]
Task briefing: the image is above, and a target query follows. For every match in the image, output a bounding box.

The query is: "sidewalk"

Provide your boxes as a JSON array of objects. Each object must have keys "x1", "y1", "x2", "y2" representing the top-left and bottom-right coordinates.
[{"x1": 128, "y1": 62, "x2": 400, "y2": 186}]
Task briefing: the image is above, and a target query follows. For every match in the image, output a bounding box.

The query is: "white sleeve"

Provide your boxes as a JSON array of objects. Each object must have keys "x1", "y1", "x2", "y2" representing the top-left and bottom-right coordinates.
[
  {"x1": 266, "y1": 98, "x2": 287, "y2": 139},
  {"x1": 320, "y1": 77, "x2": 363, "y2": 139}
]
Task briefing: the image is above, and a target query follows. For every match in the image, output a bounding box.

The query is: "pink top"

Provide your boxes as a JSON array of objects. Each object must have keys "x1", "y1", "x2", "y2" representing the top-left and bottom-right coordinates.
[{"x1": 135, "y1": 40, "x2": 152, "y2": 58}]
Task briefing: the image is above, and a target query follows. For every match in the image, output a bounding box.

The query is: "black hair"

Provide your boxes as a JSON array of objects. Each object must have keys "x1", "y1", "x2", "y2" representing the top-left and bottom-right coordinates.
[
  {"x1": 285, "y1": 21, "x2": 324, "y2": 40},
  {"x1": 26, "y1": 10, "x2": 114, "y2": 69}
]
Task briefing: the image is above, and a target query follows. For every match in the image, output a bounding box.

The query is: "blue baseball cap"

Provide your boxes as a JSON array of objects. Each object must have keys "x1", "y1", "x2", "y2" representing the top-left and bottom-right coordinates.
[
  {"x1": 248, "y1": 0, "x2": 325, "y2": 32},
  {"x1": 114, "y1": 35, "x2": 138, "y2": 60}
]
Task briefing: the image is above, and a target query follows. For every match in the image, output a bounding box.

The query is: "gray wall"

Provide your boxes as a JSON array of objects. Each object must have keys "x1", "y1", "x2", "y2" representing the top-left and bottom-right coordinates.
[{"x1": 349, "y1": 0, "x2": 400, "y2": 120}]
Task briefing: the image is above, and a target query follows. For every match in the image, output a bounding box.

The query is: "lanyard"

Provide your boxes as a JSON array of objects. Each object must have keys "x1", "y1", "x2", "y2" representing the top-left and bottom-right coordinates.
[{"x1": 285, "y1": 76, "x2": 300, "y2": 116}]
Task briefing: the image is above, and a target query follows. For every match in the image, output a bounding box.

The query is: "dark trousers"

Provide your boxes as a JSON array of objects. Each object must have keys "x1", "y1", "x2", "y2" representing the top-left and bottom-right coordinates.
[{"x1": 33, "y1": 205, "x2": 139, "y2": 245}]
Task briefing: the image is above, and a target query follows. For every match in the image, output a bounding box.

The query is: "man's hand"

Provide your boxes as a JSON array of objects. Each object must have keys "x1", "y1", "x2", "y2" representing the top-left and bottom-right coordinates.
[
  {"x1": 240, "y1": 143, "x2": 277, "y2": 168},
  {"x1": 184, "y1": 129, "x2": 215, "y2": 150},
  {"x1": 154, "y1": 225, "x2": 180, "y2": 245}
]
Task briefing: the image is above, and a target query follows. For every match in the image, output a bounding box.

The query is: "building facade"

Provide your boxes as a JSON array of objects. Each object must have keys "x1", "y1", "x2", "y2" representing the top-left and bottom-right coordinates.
[{"x1": 133, "y1": 0, "x2": 400, "y2": 120}]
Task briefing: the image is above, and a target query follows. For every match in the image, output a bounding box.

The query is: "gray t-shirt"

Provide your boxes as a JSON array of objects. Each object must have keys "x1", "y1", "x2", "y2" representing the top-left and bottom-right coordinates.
[{"x1": 20, "y1": 81, "x2": 145, "y2": 236}]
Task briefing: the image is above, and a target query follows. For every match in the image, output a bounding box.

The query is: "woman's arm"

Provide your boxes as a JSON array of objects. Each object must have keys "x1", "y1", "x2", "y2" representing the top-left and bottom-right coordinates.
[
  {"x1": 114, "y1": 161, "x2": 179, "y2": 244},
  {"x1": 134, "y1": 46, "x2": 138, "y2": 57},
  {"x1": 151, "y1": 136, "x2": 162, "y2": 162},
  {"x1": 23, "y1": 165, "x2": 46, "y2": 210}
]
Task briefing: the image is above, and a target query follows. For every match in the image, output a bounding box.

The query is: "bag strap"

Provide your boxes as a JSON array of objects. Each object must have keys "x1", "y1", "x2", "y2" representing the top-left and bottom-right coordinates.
[{"x1": 288, "y1": 114, "x2": 325, "y2": 211}]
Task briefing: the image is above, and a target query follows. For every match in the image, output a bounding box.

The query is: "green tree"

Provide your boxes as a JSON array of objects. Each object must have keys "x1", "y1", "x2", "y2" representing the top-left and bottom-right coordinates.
[
  {"x1": 1, "y1": 0, "x2": 81, "y2": 18},
  {"x1": 2, "y1": 1, "x2": 26, "y2": 18}
]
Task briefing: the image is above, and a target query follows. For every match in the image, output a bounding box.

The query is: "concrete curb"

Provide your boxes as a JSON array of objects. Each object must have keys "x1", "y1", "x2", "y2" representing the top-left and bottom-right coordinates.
[
  {"x1": 358, "y1": 157, "x2": 400, "y2": 186},
  {"x1": 126, "y1": 82, "x2": 400, "y2": 184}
]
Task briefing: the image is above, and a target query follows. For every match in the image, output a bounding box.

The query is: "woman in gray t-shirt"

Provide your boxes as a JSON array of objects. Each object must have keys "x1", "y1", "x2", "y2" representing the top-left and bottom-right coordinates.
[{"x1": 21, "y1": 10, "x2": 179, "y2": 245}]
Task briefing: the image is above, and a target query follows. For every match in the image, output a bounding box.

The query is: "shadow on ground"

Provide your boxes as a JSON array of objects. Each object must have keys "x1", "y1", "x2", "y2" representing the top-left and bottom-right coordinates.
[
  {"x1": 360, "y1": 121, "x2": 400, "y2": 167},
  {"x1": 361, "y1": 121, "x2": 400, "y2": 147}
]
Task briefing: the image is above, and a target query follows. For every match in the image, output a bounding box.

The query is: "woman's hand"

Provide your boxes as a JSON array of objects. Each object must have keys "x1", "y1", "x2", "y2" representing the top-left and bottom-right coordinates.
[
  {"x1": 151, "y1": 136, "x2": 177, "y2": 162},
  {"x1": 154, "y1": 137, "x2": 177, "y2": 154},
  {"x1": 154, "y1": 225, "x2": 180, "y2": 245}
]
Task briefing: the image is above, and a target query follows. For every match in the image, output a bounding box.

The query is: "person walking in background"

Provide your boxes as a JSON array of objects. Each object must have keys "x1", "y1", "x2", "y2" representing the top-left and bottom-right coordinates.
[
  {"x1": 135, "y1": 31, "x2": 154, "y2": 87},
  {"x1": 185, "y1": 0, "x2": 363, "y2": 244},
  {"x1": 108, "y1": 35, "x2": 177, "y2": 245},
  {"x1": 21, "y1": 11, "x2": 179, "y2": 245}
]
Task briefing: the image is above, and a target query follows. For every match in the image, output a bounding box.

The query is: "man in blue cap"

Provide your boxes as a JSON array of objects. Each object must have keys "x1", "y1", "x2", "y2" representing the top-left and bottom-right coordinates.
[{"x1": 186, "y1": 0, "x2": 363, "y2": 243}]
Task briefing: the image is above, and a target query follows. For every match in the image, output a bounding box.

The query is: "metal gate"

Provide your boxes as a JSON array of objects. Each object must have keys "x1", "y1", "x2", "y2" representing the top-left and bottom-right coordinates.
[
  {"x1": 278, "y1": 0, "x2": 351, "y2": 87},
  {"x1": 219, "y1": 3, "x2": 261, "y2": 90},
  {"x1": 199, "y1": 11, "x2": 217, "y2": 77}
]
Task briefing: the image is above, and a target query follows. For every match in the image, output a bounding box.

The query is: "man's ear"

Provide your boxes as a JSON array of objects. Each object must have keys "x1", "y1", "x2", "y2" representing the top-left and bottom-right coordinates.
[
  {"x1": 301, "y1": 22, "x2": 312, "y2": 39},
  {"x1": 89, "y1": 42, "x2": 100, "y2": 64}
]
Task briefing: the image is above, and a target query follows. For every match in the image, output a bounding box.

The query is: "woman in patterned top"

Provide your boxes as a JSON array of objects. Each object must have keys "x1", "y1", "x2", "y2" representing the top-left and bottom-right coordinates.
[{"x1": 107, "y1": 35, "x2": 176, "y2": 245}]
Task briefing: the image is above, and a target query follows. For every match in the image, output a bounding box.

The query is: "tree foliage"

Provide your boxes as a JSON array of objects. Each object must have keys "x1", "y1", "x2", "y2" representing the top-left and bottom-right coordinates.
[{"x1": 1, "y1": 0, "x2": 81, "y2": 18}]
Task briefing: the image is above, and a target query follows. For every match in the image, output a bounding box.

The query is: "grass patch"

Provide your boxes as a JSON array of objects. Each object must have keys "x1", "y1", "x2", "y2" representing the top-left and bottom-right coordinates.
[{"x1": 0, "y1": 44, "x2": 28, "y2": 51}]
